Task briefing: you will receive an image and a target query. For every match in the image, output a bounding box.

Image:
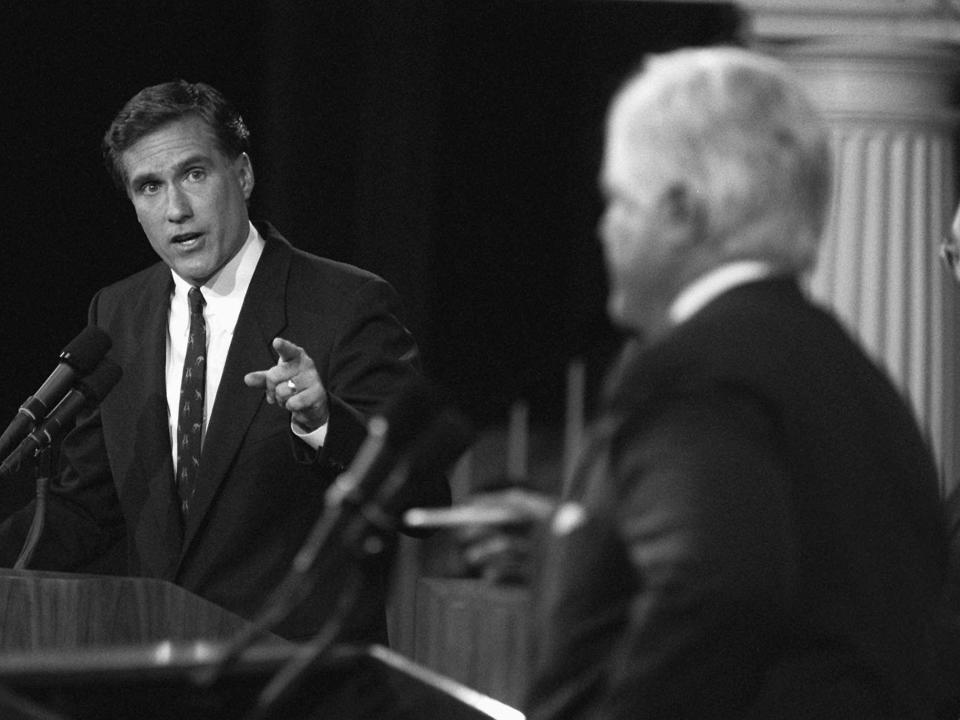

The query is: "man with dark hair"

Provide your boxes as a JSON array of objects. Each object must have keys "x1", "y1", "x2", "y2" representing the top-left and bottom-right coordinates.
[
  {"x1": 102, "y1": 80, "x2": 252, "y2": 192},
  {"x1": 0, "y1": 80, "x2": 449, "y2": 642}
]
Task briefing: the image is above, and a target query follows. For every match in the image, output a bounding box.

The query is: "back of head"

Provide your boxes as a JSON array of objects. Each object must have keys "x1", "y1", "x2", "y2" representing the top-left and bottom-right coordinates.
[
  {"x1": 608, "y1": 46, "x2": 831, "y2": 274},
  {"x1": 102, "y1": 80, "x2": 250, "y2": 192}
]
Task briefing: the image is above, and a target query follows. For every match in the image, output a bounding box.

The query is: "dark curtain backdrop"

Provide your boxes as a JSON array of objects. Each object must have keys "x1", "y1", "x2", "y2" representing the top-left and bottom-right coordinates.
[{"x1": 0, "y1": 1, "x2": 740, "y2": 449}]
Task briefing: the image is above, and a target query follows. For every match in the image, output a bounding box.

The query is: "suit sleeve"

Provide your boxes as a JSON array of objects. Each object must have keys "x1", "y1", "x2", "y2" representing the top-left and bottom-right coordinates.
[
  {"x1": 602, "y1": 386, "x2": 796, "y2": 717},
  {"x1": 304, "y1": 276, "x2": 452, "y2": 515},
  {"x1": 529, "y1": 385, "x2": 795, "y2": 719}
]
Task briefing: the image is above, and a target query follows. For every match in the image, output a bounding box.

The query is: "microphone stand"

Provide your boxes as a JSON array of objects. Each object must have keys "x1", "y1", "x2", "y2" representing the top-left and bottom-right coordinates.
[
  {"x1": 240, "y1": 569, "x2": 364, "y2": 720},
  {"x1": 13, "y1": 445, "x2": 53, "y2": 570},
  {"x1": 239, "y1": 459, "x2": 416, "y2": 718},
  {"x1": 194, "y1": 462, "x2": 403, "y2": 689},
  {"x1": 196, "y1": 399, "x2": 472, "y2": 713},
  {"x1": 13, "y1": 475, "x2": 47, "y2": 570},
  {"x1": 196, "y1": 455, "x2": 411, "y2": 693}
]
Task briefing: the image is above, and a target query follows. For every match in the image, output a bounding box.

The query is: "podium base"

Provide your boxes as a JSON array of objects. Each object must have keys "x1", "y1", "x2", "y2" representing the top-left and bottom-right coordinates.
[{"x1": 0, "y1": 641, "x2": 523, "y2": 720}]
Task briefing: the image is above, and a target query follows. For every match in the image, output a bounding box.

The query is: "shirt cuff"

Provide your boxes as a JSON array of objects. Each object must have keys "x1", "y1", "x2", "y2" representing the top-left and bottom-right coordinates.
[{"x1": 292, "y1": 419, "x2": 328, "y2": 449}]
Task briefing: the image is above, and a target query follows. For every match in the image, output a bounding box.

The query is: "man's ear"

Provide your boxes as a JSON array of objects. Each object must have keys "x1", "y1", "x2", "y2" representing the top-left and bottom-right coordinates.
[
  {"x1": 662, "y1": 182, "x2": 706, "y2": 243},
  {"x1": 237, "y1": 152, "x2": 255, "y2": 199}
]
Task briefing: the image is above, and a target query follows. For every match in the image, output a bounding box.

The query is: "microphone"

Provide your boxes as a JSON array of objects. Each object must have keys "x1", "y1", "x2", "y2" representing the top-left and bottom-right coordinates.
[
  {"x1": 0, "y1": 325, "x2": 112, "y2": 460},
  {"x1": 0, "y1": 358, "x2": 122, "y2": 479},
  {"x1": 290, "y1": 376, "x2": 471, "y2": 578},
  {"x1": 197, "y1": 377, "x2": 472, "y2": 686},
  {"x1": 244, "y1": 405, "x2": 474, "y2": 719},
  {"x1": 336, "y1": 403, "x2": 474, "y2": 555}
]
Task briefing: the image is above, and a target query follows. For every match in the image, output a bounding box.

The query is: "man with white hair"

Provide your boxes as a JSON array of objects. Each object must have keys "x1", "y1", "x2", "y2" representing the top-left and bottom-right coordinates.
[{"x1": 521, "y1": 46, "x2": 948, "y2": 719}]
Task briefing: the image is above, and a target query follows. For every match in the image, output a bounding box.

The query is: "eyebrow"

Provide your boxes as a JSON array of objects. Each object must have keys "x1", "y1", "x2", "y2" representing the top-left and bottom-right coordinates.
[{"x1": 127, "y1": 153, "x2": 212, "y2": 191}]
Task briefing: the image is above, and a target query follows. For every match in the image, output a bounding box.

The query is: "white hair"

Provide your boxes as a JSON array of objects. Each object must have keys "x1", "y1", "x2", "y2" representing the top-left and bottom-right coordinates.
[{"x1": 608, "y1": 46, "x2": 831, "y2": 273}]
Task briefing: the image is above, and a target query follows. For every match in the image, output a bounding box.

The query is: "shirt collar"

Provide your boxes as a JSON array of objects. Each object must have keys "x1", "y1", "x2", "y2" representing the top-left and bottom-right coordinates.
[
  {"x1": 668, "y1": 260, "x2": 777, "y2": 326},
  {"x1": 170, "y1": 222, "x2": 265, "y2": 300}
]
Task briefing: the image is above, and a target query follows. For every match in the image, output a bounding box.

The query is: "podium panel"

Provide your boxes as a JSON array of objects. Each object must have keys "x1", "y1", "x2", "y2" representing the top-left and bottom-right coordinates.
[
  {"x1": 0, "y1": 570, "x2": 523, "y2": 719},
  {"x1": 0, "y1": 569, "x2": 251, "y2": 651}
]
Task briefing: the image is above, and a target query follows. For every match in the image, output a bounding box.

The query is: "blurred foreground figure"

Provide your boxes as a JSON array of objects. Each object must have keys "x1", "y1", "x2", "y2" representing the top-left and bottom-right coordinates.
[{"x1": 471, "y1": 47, "x2": 949, "y2": 719}]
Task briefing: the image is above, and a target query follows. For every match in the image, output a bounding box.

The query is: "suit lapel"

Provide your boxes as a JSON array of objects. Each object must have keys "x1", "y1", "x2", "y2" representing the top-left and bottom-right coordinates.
[
  {"x1": 114, "y1": 266, "x2": 183, "y2": 574},
  {"x1": 179, "y1": 231, "x2": 291, "y2": 554}
]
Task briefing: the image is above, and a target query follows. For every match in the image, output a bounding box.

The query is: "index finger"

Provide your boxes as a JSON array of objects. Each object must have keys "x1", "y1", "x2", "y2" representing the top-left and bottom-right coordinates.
[{"x1": 272, "y1": 337, "x2": 304, "y2": 363}]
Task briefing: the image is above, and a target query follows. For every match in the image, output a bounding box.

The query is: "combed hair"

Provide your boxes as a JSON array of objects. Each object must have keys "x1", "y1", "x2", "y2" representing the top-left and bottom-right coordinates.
[
  {"x1": 608, "y1": 46, "x2": 832, "y2": 273},
  {"x1": 102, "y1": 80, "x2": 250, "y2": 192}
]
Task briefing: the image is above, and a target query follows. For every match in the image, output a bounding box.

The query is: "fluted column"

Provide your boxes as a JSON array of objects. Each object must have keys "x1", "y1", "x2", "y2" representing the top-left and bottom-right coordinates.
[{"x1": 775, "y1": 39, "x2": 960, "y2": 494}]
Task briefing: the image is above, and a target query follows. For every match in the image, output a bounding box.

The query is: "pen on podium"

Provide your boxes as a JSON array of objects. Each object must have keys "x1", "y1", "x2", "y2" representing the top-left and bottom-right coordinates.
[{"x1": 403, "y1": 503, "x2": 534, "y2": 529}]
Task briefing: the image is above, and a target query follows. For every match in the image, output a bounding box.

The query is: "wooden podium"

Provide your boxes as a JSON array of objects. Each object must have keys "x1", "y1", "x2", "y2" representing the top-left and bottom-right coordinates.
[{"x1": 0, "y1": 569, "x2": 523, "y2": 720}]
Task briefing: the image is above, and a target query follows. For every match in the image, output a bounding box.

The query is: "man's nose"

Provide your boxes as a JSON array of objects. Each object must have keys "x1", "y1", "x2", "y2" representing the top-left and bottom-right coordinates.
[{"x1": 165, "y1": 185, "x2": 193, "y2": 222}]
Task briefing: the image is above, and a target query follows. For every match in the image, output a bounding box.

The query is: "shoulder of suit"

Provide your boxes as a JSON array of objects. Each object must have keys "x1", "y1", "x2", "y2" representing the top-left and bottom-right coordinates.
[
  {"x1": 95, "y1": 261, "x2": 170, "y2": 302},
  {"x1": 291, "y1": 247, "x2": 381, "y2": 283},
  {"x1": 257, "y1": 220, "x2": 385, "y2": 286},
  {"x1": 280, "y1": 244, "x2": 392, "y2": 302},
  {"x1": 607, "y1": 286, "x2": 806, "y2": 411}
]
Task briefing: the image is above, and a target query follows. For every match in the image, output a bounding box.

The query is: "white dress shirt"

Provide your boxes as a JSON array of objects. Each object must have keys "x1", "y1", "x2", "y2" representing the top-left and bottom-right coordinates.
[
  {"x1": 669, "y1": 260, "x2": 777, "y2": 327},
  {"x1": 166, "y1": 223, "x2": 264, "y2": 469}
]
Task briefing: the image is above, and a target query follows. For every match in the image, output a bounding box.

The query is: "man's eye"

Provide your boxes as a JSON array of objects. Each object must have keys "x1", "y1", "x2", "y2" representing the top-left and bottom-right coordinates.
[
  {"x1": 140, "y1": 182, "x2": 160, "y2": 195},
  {"x1": 187, "y1": 168, "x2": 206, "y2": 182}
]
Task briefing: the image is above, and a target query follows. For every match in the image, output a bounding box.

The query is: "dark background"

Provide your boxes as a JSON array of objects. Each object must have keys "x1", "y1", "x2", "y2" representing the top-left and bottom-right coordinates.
[{"x1": 0, "y1": 1, "x2": 740, "y2": 438}]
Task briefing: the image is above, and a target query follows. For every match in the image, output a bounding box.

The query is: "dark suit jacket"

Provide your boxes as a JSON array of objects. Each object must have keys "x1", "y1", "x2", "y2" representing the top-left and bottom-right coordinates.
[
  {"x1": 0, "y1": 222, "x2": 448, "y2": 641},
  {"x1": 527, "y1": 277, "x2": 947, "y2": 719}
]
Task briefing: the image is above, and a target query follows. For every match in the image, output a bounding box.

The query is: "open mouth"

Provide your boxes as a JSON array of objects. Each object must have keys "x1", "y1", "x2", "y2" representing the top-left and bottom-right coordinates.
[{"x1": 171, "y1": 232, "x2": 203, "y2": 246}]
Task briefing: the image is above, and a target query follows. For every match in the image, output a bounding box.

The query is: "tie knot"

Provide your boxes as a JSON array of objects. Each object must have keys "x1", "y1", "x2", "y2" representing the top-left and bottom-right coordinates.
[{"x1": 188, "y1": 286, "x2": 205, "y2": 315}]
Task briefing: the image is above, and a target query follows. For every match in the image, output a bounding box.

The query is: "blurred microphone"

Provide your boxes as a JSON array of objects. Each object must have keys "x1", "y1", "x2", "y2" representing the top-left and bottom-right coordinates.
[
  {"x1": 329, "y1": 378, "x2": 461, "y2": 505},
  {"x1": 0, "y1": 359, "x2": 122, "y2": 479},
  {"x1": 198, "y1": 377, "x2": 472, "y2": 685},
  {"x1": 335, "y1": 402, "x2": 474, "y2": 555},
  {"x1": 290, "y1": 376, "x2": 472, "y2": 578},
  {"x1": 0, "y1": 325, "x2": 112, "y2": 460},
  {"x1": 243, "y1": 405, "x2": 473, "y2": 718}
]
